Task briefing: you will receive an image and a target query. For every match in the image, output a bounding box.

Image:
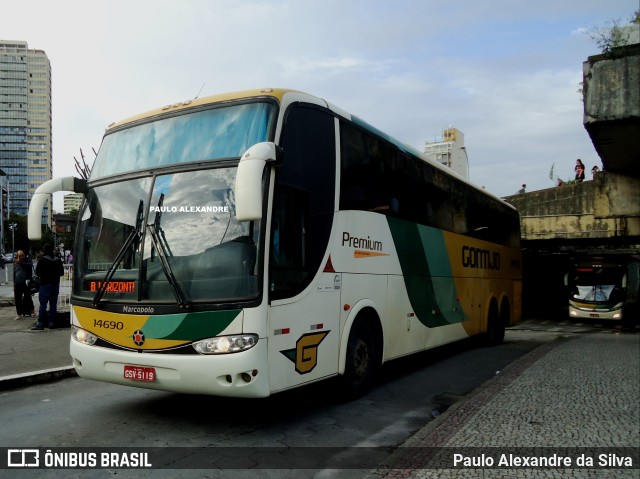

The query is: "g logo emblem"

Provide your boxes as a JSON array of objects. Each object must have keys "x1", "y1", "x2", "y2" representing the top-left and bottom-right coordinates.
[{"x1": 281, "y1": 331, "x2": 329, "y2": 374}]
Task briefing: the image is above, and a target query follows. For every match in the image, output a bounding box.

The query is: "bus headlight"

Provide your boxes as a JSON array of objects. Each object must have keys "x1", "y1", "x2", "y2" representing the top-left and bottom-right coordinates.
[
  {"x1": 192, "y1": 334, "x2": 258, "y2": 354},
  {"x1": 72, "y1": 326, "x2": 98, "y2": 346}
]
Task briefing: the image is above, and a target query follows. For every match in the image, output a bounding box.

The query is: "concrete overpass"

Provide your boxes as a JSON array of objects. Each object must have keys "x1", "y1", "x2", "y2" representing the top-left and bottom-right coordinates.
[
  {"x1": 504, "y1": 173, "x2": 639, "y2": 254},
  {"x1": 504, "y1": 174, "x2": 639, "y2": 320},
  {"x1": 582, "y1": 43, "x2": 640, "y2": 177},
  {"x1": 502, "y1": 40, "x2": 639, "y2": 319}
]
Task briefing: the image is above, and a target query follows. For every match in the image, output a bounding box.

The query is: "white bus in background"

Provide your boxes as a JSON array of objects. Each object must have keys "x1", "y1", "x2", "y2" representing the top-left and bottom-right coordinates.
[{"x1": 567, "y1": 255, "x2": 639, "y2": 325}]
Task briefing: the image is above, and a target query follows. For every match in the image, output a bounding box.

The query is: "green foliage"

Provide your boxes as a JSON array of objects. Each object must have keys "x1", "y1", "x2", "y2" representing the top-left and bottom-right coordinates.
[
  {"x1": 4, "y1": 214, "x2": 29, "y2": 254},
  {"x1": 588, "y1": 11, "x2": 638, "y2": 58}
]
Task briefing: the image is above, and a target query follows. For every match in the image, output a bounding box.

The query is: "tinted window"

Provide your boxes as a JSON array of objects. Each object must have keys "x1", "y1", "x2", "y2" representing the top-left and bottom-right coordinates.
[
  {"x1": 339, "y1": 120, "x2": 519, "y2": 247},
  {"x1": 270, "y1": 104, "x2": 336, "y2": 299}
]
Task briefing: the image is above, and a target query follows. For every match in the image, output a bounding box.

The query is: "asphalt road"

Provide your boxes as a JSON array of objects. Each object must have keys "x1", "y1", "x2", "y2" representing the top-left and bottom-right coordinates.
[{"x1": 0, "y1": 328, "x2": 554, "y2": 479}]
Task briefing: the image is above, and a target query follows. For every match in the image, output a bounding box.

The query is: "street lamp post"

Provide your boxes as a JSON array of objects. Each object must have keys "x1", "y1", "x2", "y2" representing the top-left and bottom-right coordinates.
[
  {"x1": 7, "y1": 223, "x2": 16, "y2": 284},
  {"x1": 460, "y1": 146, "x2": 470, "y2": 180},
  {"x1": 8, "y1": 222, "x2": 16, "y2": 257}
]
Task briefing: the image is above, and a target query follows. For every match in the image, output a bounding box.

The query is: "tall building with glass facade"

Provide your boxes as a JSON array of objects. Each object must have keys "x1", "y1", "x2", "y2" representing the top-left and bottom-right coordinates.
[{"x1": 0, "y1": 40, "x2": 52, "y2": 227}]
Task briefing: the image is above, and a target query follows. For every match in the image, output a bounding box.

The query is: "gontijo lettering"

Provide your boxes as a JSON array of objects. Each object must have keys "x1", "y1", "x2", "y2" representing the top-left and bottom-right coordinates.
[
  {"x1": 342, "y1": 232, "x2": 383, "y2": 251},
  {"x1": 462, "y1": 246, "x2": 500, "y2": 270}
]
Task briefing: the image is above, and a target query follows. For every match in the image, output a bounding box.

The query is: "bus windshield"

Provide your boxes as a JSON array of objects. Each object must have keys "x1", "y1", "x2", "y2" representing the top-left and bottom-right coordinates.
[
  {"x1": 90, "y1": 101, "x2": 275, "y2": 180},
  {"x1": 75, "y1": 166, "x2": 261, "y2": 305},
  {"x1": 572, "y1": 267, "x2": 624, "y2": 303}
]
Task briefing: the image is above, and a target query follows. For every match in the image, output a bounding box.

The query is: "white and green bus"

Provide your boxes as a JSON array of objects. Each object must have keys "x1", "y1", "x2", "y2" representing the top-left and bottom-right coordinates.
[{"x1": 29, "y1": 89, "x2": 522, "y2": 398}]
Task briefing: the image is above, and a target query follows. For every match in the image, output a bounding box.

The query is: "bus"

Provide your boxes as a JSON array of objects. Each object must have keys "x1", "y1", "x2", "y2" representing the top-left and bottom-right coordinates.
[
  {"x1": 567, "y1": 255, "x2": 639, "y2": 322},
  {"x1": 28, "y1": 88, "x2": 522, "y2": 398}
]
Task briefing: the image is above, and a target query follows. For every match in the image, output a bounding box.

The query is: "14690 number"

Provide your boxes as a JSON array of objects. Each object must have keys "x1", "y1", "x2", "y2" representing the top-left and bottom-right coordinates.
[{"x1": 93, "y1": 319, "x2": 124, "y2": 330}]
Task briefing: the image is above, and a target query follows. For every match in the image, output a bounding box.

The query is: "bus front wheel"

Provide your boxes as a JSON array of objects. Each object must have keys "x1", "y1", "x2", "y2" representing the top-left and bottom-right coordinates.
[{"x1": 340, "y1": 321, "x2": 377, "y2": 399}]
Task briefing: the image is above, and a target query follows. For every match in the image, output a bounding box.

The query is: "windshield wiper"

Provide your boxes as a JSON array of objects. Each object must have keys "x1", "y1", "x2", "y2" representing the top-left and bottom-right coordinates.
[
  {"x1": 91, "y1": 196, "x2": 188, "y2": 308},
  {"x1": 148, "y1": 194, "x2": 187, "y2": 307},
  {"x1": 152, "y1": 193, "x2": 174, "y2": 258},
  {"x1": 147, "y1": 224, "x2": 189, "y2": 308},
  {"x1": 93, "y1": 200, "x2": 144, "y2": 307}
]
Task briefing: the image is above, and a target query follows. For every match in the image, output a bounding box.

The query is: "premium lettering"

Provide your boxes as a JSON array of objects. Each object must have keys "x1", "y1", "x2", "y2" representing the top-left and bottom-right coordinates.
[{"x1": 342, "y1": 232, "x2": 383, "y2": 251}]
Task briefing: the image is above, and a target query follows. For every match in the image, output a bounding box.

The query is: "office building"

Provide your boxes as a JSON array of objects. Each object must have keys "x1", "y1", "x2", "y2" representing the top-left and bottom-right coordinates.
[
  {"x1": 424, "y1": 127, "x2": 469, "y2": 179},
  {"x1": 63, "y1": 192, "x2": 83, "y2": 214},
  {"x1": 0, "y1": 40, "x2": 52, "y2": 225}
]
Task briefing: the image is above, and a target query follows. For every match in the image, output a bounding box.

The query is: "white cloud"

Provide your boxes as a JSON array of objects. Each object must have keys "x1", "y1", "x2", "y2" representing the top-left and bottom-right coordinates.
[{"x1": 280, "y1": 56, "x2": 391, "y2": 77}]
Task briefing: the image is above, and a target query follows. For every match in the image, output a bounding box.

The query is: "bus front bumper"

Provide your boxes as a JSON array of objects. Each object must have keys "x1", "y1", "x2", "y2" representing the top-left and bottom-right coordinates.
[
  {"x1": 69, "y1": 337, "x2": 271, "y2": 397},
  {"x1": 569, "y1": 305, "x2": 622, "y2": 321}
]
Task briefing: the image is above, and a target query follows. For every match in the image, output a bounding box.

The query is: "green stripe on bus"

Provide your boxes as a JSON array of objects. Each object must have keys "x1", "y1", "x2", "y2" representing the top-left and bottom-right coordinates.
[
  {"x1": 141, "y1": 309, "x2": 241, "y2": 340},
  {"x1": 387, "y1": 217, "x2": 467, "y2": 327}
]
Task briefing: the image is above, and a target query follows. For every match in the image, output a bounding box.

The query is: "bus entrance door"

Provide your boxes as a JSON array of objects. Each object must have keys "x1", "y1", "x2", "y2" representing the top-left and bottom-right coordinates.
[{"x1": 267, "y1": 273, "x2": 341, "y2": 393}]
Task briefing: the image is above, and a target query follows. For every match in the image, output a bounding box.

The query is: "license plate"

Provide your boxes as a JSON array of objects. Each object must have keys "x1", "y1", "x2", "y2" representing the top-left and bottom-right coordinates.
[
  {"x1": 124, "y1": 365, "x2": 156, "y2": 382},
  {"x1": 589, "y1": 313, "x2": 600, "y2": 318}
]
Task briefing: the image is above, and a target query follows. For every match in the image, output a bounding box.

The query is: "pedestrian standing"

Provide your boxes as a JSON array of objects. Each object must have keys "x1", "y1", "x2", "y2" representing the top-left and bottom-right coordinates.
[
  {"x1": 13, "y1": 250, "x2": 35, "y2": 320},
  {"x1": 574, "y1": 159, "x2": 585, "y2": 182},
  {"x1": 31, "y1": 243, "x2": 64, "y2": 330}
]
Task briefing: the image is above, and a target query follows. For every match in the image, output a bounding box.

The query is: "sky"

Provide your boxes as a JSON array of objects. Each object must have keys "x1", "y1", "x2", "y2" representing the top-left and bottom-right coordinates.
[{"x1": 1, "y1": 0, "x2": 637, "y2": 211}]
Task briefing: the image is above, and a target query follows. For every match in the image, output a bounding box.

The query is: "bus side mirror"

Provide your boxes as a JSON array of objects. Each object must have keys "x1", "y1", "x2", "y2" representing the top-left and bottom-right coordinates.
[
  {"x1": 622, "y1": 274, "x2": 627, "y2": 288},
  {"x1": 563, "y1": 273, "x2": 568, "y2": 286},
  {"x1": 28, "y1": 176, "x2": 86, "y2": 240},
  {"x1": 235, "y1": 142, "x2": 279, "y2": 221}
]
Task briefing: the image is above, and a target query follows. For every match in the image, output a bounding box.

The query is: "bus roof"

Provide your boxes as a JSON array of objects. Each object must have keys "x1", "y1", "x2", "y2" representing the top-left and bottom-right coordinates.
[
  {"x1": 105, "y1": 88, "x2": 297, "y2": 131},
  {"x1": 104, "y1": 87, "x2": 515, "y2": 210}
]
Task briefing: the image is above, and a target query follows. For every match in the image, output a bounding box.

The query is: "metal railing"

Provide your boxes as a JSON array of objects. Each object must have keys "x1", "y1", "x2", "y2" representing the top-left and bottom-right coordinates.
[{"x1": 58, "y1": 264, "x2": 73, "y2": 309}]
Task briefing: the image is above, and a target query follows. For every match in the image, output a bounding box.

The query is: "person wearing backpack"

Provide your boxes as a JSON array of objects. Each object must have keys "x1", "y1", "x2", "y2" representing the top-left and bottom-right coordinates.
[
  {"x1": 13, "y1": 250, "x2": 35, "y2": 320},
  {"x1": 31, "y1": 243, "x2": 64, "y2": 331}
]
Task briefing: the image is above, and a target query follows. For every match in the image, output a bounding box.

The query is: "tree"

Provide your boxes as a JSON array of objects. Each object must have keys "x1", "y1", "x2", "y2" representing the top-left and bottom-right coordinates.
[
  {"x1": 4, "y1": 214, "x2": 30, "y2": 254},
  {"x1": 588, "y1": 10, "x2": 639, "y2": 58}
]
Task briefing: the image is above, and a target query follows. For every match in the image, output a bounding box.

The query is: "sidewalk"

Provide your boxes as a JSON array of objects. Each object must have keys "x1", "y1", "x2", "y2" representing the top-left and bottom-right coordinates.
[
  {"x1": 0, "y1": 280, "x2": 75, "y2": 390},
  {"x1": 369, "y1": 330, "x2": 640, "y2": 477}
]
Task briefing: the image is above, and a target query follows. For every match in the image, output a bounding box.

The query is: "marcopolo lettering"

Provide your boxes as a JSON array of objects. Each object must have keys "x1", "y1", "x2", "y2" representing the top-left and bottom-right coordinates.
[
  {"x1": 462, "y1": 245, "x2": 500, "y2": 270},
  {"x1": 123, "y1": 306, "x2": 155, "y2": 314},
  {"x1": 342, "y1": 232, "x2": 383, "y2": 251}
]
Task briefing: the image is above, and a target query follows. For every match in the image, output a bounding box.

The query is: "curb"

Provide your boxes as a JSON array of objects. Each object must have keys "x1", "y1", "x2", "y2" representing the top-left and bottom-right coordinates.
[{"x1": 0, "y1": 366, "x2": 77, "y2": 392}]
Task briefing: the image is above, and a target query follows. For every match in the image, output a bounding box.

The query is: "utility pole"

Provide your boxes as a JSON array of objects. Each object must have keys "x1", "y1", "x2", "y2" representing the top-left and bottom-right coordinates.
[
  {"x1": 9, "y1": 223, "x2": 16, "y2": 255},
  {"x1": 8, "y1": 223, "x2": 16, "y2": 284}
]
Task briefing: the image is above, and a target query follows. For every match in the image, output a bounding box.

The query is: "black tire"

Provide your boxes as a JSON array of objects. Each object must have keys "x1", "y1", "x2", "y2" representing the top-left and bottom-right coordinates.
[
  {"x1": 340, "y1": 320, "x2": 377, "y2": 399},
  {"x1": 621, "y1": 304, "x2": 638, "y2": 332},
  {"x1": 485, "y1": 302, "x2": 505, "y2": 346}
]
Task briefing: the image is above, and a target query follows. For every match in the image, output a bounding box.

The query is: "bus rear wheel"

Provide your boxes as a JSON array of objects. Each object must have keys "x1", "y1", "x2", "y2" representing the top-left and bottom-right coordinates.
[
  {"x1": 340, "y1": 321, "x2": 377, "y2": 399},
  {"x1": 485, "y1": 302, "x2": 505, "y2": 346}
]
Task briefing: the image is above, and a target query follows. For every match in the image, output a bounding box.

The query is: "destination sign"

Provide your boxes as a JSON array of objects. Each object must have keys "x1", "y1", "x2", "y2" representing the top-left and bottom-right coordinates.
[{"x1": 84, "y1": 281, "x2": 136, "y2": 293}]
